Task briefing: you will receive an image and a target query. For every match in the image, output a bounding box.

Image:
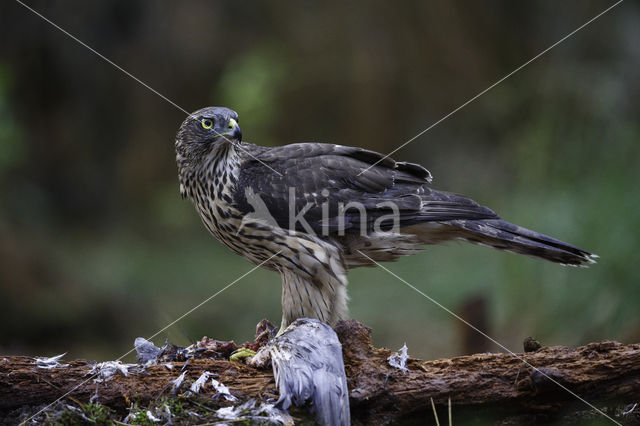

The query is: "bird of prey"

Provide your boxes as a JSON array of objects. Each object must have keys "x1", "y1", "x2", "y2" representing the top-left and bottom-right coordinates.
[{"x1": 175, "y1": 106, "x2": 596, "y2": 330}]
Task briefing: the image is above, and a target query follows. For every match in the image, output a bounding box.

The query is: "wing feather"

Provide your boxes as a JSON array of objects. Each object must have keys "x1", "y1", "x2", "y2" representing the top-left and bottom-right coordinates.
[{"x1": 235, "y1": 142, "x2": 497, "y2": 234}]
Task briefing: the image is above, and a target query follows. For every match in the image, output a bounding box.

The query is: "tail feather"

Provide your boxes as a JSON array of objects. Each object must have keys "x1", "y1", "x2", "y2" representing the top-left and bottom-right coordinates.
[
  {"x1": 444, "y1": 219, "x2": 597, "y2": 266},
  {"x1": 400, "y1": 189, "x2": 596, "y2": 266}
]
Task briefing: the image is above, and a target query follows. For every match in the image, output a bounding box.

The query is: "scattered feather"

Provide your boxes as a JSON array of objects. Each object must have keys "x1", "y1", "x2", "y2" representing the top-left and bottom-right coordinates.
[
  {"x1": 171, "y1": 371, "x2": 187, "y2": 392},
  {"x1": 62, "y1": 404, "x2": 96, "y2": 423},
  {"x1": 146, "y1": 410, "x2": 161, "y2": 423},
  {"x1": 134, "y1": 337, "x2": 163, "y2": 365},
  {"x1": 215, "y1": 404, "x2": 239, "y2": 420},
  {"x1": 181, "y1": 358, "x2": 191, "y2": 371},
  {"x1": 90, "y1": 384, "x2": 99, "y2": 403},
  {"x1": 258, "y1": 402, "x2": 295, "y2": 425},
  {"x1": 165, "y1": 363, "x2": 174, "y2": 370},
  {"x1": 34, "y1": 353, "x2": 69, "y2": 369},
  {"x1": 163, "y1": 403, "x2": 173, "y2": 419},
  {"x1": 88, "y1": 360, "x2": 137, "y2": 383},
  {"x1": 215, "y1": 399, "x2": 293, "y2": 425},
  {"x1": 189, "y1": 371, "x2": 211, "y2": 393},
  {"x1": 388, "y1": 343, "x2": 410, "y2": 372},
  {"x1": 211, "y1": 378, "x2": 237, "y2": 401}
]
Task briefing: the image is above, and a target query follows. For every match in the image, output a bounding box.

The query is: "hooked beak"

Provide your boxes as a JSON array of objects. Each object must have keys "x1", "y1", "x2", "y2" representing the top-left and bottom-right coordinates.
[{"x1": 225, "y1": 118, "x2": 242, "y2": 142}]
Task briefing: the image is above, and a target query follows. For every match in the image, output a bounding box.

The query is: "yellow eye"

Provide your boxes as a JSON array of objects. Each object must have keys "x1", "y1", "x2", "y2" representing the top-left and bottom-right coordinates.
[{"x1": 201, "y1": 119, "x2": 213, "y2": 130}]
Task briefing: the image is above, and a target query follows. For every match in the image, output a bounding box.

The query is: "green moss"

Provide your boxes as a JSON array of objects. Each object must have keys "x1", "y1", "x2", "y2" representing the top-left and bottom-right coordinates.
[
  {"x1": 81, "y1": 403, "x2": 114, "y2": 424},
  {"x1": 161, "y1": 397, "x2": 185, "y2": 416},
  {"x1": 48, "y1": 402, "x2": 115, "y2": 425},
  {"x1": 126, "y1": 410, "x2": 154, "y2": 425}
]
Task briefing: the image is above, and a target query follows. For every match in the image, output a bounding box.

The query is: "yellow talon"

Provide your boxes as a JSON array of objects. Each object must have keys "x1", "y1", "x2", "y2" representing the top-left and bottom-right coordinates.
[{"x1": 229, "y1": 347, "x2": 256, "y2": 363}]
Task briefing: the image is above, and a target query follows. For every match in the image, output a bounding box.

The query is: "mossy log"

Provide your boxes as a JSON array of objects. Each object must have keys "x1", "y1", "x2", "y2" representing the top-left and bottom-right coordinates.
[{"x1": 1, "y1": 320, "x2": 639, "y2": 424}]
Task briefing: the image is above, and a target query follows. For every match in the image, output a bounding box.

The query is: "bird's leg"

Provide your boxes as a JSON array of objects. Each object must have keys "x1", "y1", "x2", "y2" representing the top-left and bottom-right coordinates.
[
  {"x1": 280, "y1": 268, "x2": 348, "y2": 327},
  {"x1": 277, "y1": 320, "x2": 287, "y2": 336}
]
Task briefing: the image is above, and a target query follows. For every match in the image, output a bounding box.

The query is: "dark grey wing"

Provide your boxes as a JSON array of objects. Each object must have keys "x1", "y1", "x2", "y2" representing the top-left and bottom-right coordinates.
[{"x1": 235, "y1": 142, "x2": 497, "y2": 234}]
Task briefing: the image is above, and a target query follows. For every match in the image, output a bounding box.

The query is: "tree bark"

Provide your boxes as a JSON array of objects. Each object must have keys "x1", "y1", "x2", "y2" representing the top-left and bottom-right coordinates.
[{"x1": 1, "y1": 320, "x2": 639, "y2": 424}]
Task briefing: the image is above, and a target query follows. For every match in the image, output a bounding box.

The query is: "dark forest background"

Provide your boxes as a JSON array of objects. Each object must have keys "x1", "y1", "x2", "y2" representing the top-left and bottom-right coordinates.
[{"x1": 0, "y1": 0, "x2": 638, "y2": 363}]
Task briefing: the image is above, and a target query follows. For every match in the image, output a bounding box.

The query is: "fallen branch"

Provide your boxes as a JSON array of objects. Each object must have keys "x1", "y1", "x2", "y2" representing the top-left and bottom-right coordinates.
[{"x1": 1, "y1": 320, "x2": 639, "y2": 424}]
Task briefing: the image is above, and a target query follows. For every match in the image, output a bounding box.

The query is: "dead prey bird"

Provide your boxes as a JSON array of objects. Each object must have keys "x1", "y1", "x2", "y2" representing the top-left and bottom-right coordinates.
[{"x1": 175, "y1": 106, "x2": 596, "y2": 330}]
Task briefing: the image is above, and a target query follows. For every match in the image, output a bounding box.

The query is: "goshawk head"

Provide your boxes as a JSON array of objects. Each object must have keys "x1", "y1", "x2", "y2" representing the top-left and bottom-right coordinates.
[{"x1": 175, "y1": 106, "x2": 242, "y2": 168}]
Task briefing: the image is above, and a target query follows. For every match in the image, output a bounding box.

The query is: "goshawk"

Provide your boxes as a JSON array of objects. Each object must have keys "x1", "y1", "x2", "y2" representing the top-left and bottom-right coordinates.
[{"x1": 175, "y1": 106, "x2": 596, "y2": 329}]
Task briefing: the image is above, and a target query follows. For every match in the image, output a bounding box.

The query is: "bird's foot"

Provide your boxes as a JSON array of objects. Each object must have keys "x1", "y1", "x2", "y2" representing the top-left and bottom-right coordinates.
[
  {"x1": 248, "y1": 345, "x2": 271, "y2": 368},
  {"x1": 229, "y1": 347, "x2": 256, "y2": 363}
]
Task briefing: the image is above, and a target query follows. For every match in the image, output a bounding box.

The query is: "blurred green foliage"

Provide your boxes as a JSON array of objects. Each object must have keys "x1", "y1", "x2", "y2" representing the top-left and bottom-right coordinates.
[
  {"x1": 0, "y1": 0, "x2": 638, "y2": 364},
  {"x1": 217, "y1": 43, "x2": 290, "y2": 146}
]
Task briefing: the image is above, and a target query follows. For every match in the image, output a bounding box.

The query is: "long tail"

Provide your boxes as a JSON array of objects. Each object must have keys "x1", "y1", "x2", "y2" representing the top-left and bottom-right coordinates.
[
  {"x1": 398, "y1": 189, "x2": 597, "y2": 266},
  {"x1": 437, "y1": 218, "x2": 597, "y2": 266}
]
